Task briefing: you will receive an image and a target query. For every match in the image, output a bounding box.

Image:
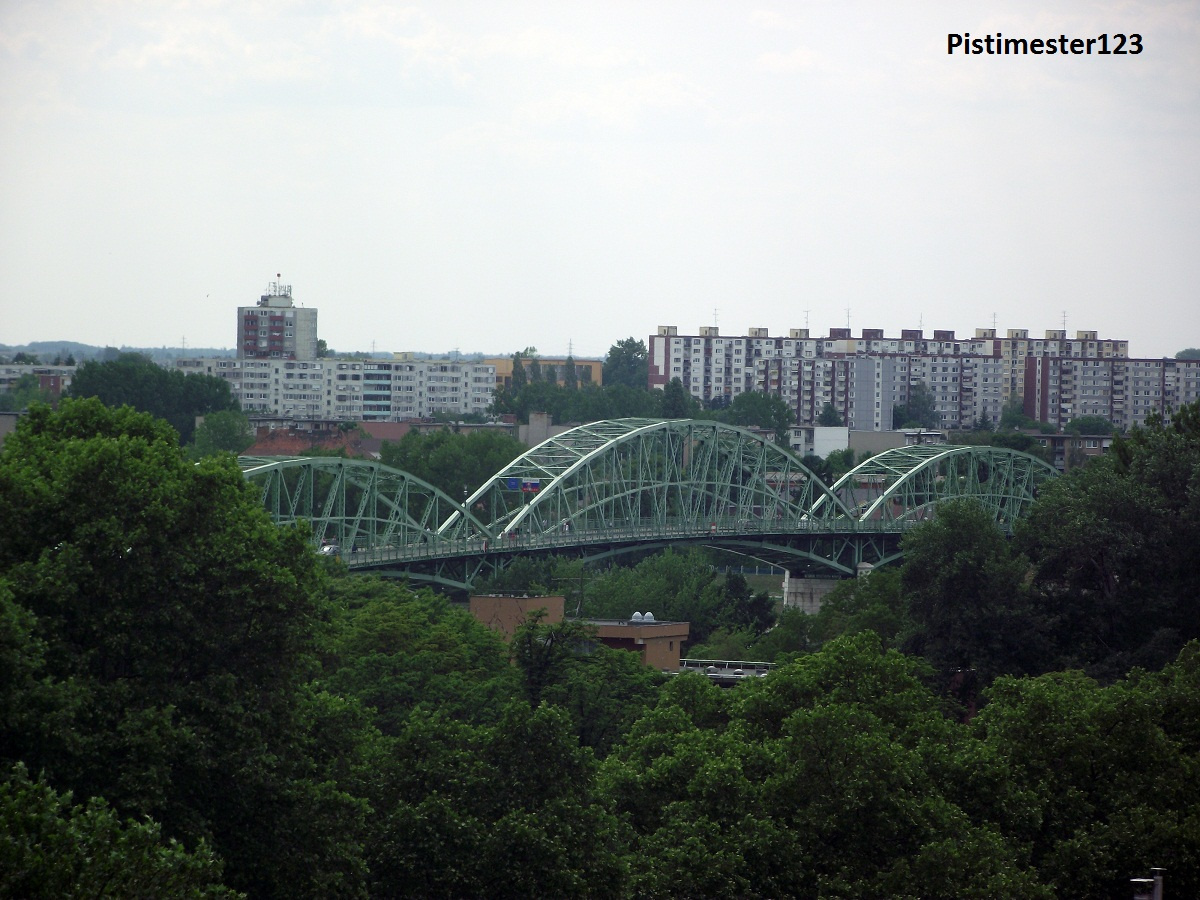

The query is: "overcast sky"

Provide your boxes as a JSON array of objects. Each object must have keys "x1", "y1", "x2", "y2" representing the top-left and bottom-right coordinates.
[{"x1": 2, "y1": 1, "x2": 1197, "y2": 360}]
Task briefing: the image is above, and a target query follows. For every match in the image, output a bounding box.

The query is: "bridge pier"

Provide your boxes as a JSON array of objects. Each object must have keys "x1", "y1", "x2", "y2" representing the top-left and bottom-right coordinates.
[{"x1": 781, "y1": 573, "x2": 843, "y2": 614}]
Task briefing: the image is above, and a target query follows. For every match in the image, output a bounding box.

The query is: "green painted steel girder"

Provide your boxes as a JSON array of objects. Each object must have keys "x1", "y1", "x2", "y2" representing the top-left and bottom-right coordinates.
[
  {"x1": 438, "y1": 418, "x2": 851, "y2": 542},
  {"x1": 240, "y1": 425, "x2": 1057, "y2": 590},
  {"x1": 813, "y1": 443, "x2": 1059, "y2": 532},
  {"x1": 238, "y1": 455, "x2": 493, "y2": 553}
]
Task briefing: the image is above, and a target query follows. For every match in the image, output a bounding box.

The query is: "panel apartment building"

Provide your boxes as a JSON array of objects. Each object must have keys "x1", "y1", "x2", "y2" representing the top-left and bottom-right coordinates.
[
  {"x1": 237, "y1": 280, "x2": 318, "y2": 361},
  {"x1": 1025, "y1": 355, "x2": 1200, "y2": 431},
  {"x1": 179, "y1": 282, "x2": 494, "y2": 421},
  {"x1": 649, "y1": 325, "x2": 1142, "y2": 431},
  {"x1": 177, "y1": 354, "x2": 496, "y2": 421}
]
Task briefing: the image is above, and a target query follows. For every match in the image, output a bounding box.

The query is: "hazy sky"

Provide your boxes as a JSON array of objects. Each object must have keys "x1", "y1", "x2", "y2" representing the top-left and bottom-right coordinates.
[{"x1": 2, "y1": 1, "x2": 1198, "y2": 360}]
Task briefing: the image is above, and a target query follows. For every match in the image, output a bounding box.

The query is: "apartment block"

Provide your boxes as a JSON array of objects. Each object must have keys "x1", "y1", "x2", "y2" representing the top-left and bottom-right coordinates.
[
  {"x1": 237, "y1": 280, "x2": 318, "y2": 360},
  {"x1": 177, "y1": 355, "x2": 495, "y2": 422},
  {"x1": 651, "y1": 325, "x2": 1129, "y2": 432},
  {"x1": 649, "y1": 325, "x2": 822, "y2": 401},
  {"x1": 0, "y1": 363, "x2": 76, "y2": 398},
  {"x1": 1025, "y1": 356, "x2": 1200, "y2": 432}
]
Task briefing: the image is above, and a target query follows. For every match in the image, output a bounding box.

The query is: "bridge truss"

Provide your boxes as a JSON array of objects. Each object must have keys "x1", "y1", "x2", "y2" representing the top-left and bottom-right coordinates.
[{"x1": 240, "y1": 420, "x2": 1057, "y2": 591}]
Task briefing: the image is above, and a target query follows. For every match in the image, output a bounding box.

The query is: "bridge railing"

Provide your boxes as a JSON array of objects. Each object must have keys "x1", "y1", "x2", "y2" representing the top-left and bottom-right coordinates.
[{"x1": 331, "y1": 513, "x2": 915, "y2": 565}]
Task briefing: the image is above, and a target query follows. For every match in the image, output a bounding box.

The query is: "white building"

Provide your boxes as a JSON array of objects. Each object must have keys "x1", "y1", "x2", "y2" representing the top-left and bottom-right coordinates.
[
  {"x1": 651, "y1": 324, "x2": 1130, "y2": 432},
  {"x1": 1025, "y1": 356, "x2": 1200, "y2": 432},
  {"x1": 177, "y1": 354, "x2": 496, "y2": 422}
]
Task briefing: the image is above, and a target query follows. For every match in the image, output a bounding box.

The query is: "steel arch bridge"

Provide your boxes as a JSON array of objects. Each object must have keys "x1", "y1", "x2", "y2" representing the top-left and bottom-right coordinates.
[{"x1": 240, "y1": 419, "x2": 1057, "y2": 591}]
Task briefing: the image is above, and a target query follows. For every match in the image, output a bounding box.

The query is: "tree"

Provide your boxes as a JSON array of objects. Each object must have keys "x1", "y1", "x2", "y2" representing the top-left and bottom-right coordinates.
[
  {"x1": 661, "y1": 377, "x2": 698, "y2": 419},
  {"x1": 316, "y1": 339, "x2": 329, "y2": 358},
  {"x1": 563, "y1": 354, "x2": 578, "y2": 390},
  {"x1": 67, "y1": 353, "x2": 238, "y2": 444},
  {"x1": 972, "y1": 657, "x2": 1200, "y2": 899},
  {"x1": 188, "y1": 409, "x2": 254, "y2": 458},
  {"x1": 323, "y1": 578, "x2": 516, "y2": 734},
  {"x1": 370, "y1": 701, "x2": 627, "y2": 899},
  {"x1": 11, "y1": 352, "x2": 40, "y2": 364},
  {"x1": 999, "y1": 398, "x2": 1035, "y2": 430},
  {"x1": 749, "y1": 606, "x2": 816, "y2": 661},
  {"x1": 810, "y1": 566, "x2": 913, "y2": 651},
  {"x1": 827, "y1": 447, "x2": 856, "y2": 478},
  {"x1": 581, "y1": 548, "x2": 730, "y2": 644},
  {"x1": 719, "y1": 391, "x2": 794, "y2": 444},
  {"x1": 902, "y1": 499, "x2": 1050, "y2": 687},
  {"x1": 602, "y1": 337, "x2": 649, "y2": 390},
  {"x1": 1065, "y1": 414, "x2": 1115, "y2": 435},
  {"x1": 1175, "y1": 348, "x2": 1200, "y2": 359},
  {"x1": 892, "y1": 380, "x2": 939, "y2": 429},
  {"x1": 952, "y1": 428, "x2": 1053, "y2": 463},
  {"x1": 817, "y1": 402, "x2": 843, "y2": 426},
  {"x1": 717, "y1": 572, "x2": 776, "y2": 635},
  {"x1": 379, "y1": 428, "x2": 526, "y2": 499},
  {"x1": 1018, "y1": 401, "x2": 1200, "y2": 679},
  {"x1": 0, "y1": 399, "x2": 367, "y2": 897},
  {"x1": 604, "y1": 633, "x2": 1053, "y2": 899},
  {"x1": 0, "y1": 763, "x2": 238, "y2": 899},
  {"x1": 0, "y1": 374, "x2": 53, "y2": 411},
  {"x1": 509, "y1": 352, "x2": 528, "y2": 391},
  {"x1": 490, "y1": 380, "x2": 663, "y2": 425}
]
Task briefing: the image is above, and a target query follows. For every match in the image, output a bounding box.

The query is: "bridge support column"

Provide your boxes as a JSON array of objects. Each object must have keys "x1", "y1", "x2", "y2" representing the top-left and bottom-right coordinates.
[{"x1": 782, "y1": 573, "x2": 843, "y2": 615}]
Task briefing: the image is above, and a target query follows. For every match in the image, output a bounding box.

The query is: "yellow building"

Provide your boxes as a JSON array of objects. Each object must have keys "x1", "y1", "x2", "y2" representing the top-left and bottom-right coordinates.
[{"x1": 484, "y1": 356, "x2": 604, "y2": 390}]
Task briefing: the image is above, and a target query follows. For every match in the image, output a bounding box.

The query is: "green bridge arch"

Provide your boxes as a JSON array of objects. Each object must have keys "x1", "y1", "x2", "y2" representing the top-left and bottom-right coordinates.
[{"x1": 240, "y1": 419, "x2": 1058, "y2": 591}]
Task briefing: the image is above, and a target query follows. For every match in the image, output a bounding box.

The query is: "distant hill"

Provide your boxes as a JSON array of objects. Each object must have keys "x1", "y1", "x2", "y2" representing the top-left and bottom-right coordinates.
[{"x1": 0, "y1": 341, "x2": 235, "y2": 364}]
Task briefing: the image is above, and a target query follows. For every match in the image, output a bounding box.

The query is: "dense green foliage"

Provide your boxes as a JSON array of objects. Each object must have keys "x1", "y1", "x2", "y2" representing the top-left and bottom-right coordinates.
[
  {"x1": 697, "y1": 391, "x2": 795, "y2": 444},
  {"x1": 0, "y1": 400, "x2": 366, "y2": 897},
  {"x1": 817, "y1": 401, "x2": 843, "y2": 426},
  {"x1": 660, "y1": 376, "x2": 700, "y2": 418},
  {"x1": 378, "y1": 427, "x2": 527, "y2": 499},
  {"x1": 602, "y1": 337, "x2": 649, "y2": 390},
  {"x1": 0, "y1": 373, "x2": 55, "y2": 411},
  {"x1": 67, "y1": 353, "x2": 239, "y2": 443},
  {"x1": 491, "y1": 379, "x2": 664, "y2": 424},
  {"x1": 1064, "y1": 414, "x2": 1116, "y2": 435},
  {"x1": 950, "y1": 427, "x2": 1053, "y2": 462},
  {"x1": 1, "y1": 763, "x2": 239, "y2": 898},
  {"x1": 892, "y1": 380, "x2": 939, "y2": 429},
  {"x1": 2, "y1": 399, "x2": 1198, "y2": 897},
  {"x1": 188, "y1": 409, "x2": 255, "y2": 459}
]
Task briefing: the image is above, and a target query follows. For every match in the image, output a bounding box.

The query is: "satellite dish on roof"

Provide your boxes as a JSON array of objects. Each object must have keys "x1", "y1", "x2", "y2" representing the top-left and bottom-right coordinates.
[
  {"x1": 631, "y1": 612, "x2": 644, "y2": 622},
  {"x1": 643, "y1": 612, "x2": 655, "y2": 623}
]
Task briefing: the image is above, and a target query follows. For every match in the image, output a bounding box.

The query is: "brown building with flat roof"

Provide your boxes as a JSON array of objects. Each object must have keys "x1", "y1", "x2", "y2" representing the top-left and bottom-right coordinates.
[
  {"x1": 470, "y1": 594, "x2": 566, "y2": 639},
  {"x1": 468, "y1": 595, "x2": 689, "y2": 670},
  {"x1": 588, "y1": 618, "x2": 690, "y2": 671}
]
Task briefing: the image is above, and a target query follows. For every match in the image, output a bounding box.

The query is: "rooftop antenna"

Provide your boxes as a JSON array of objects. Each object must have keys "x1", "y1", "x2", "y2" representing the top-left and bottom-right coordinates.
[
  {"x1": 804, "y1": 309, "x2": 810, "y2": 331},
  {"x1": 845, "y1": 306, "x2": 851, "y2": 329},
  {"x1": 713, "y1": 307, "x2": 719, "y2": 328},
  {"x1": 992, "y1": 312, "x2": 998, "y2": 330},
  {"x1": 568, "y1": 339, "x2": 574, "y2": 357},
  {"x1": 1062, "y1": 310, "x2": 1068, "y2": 332}
]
